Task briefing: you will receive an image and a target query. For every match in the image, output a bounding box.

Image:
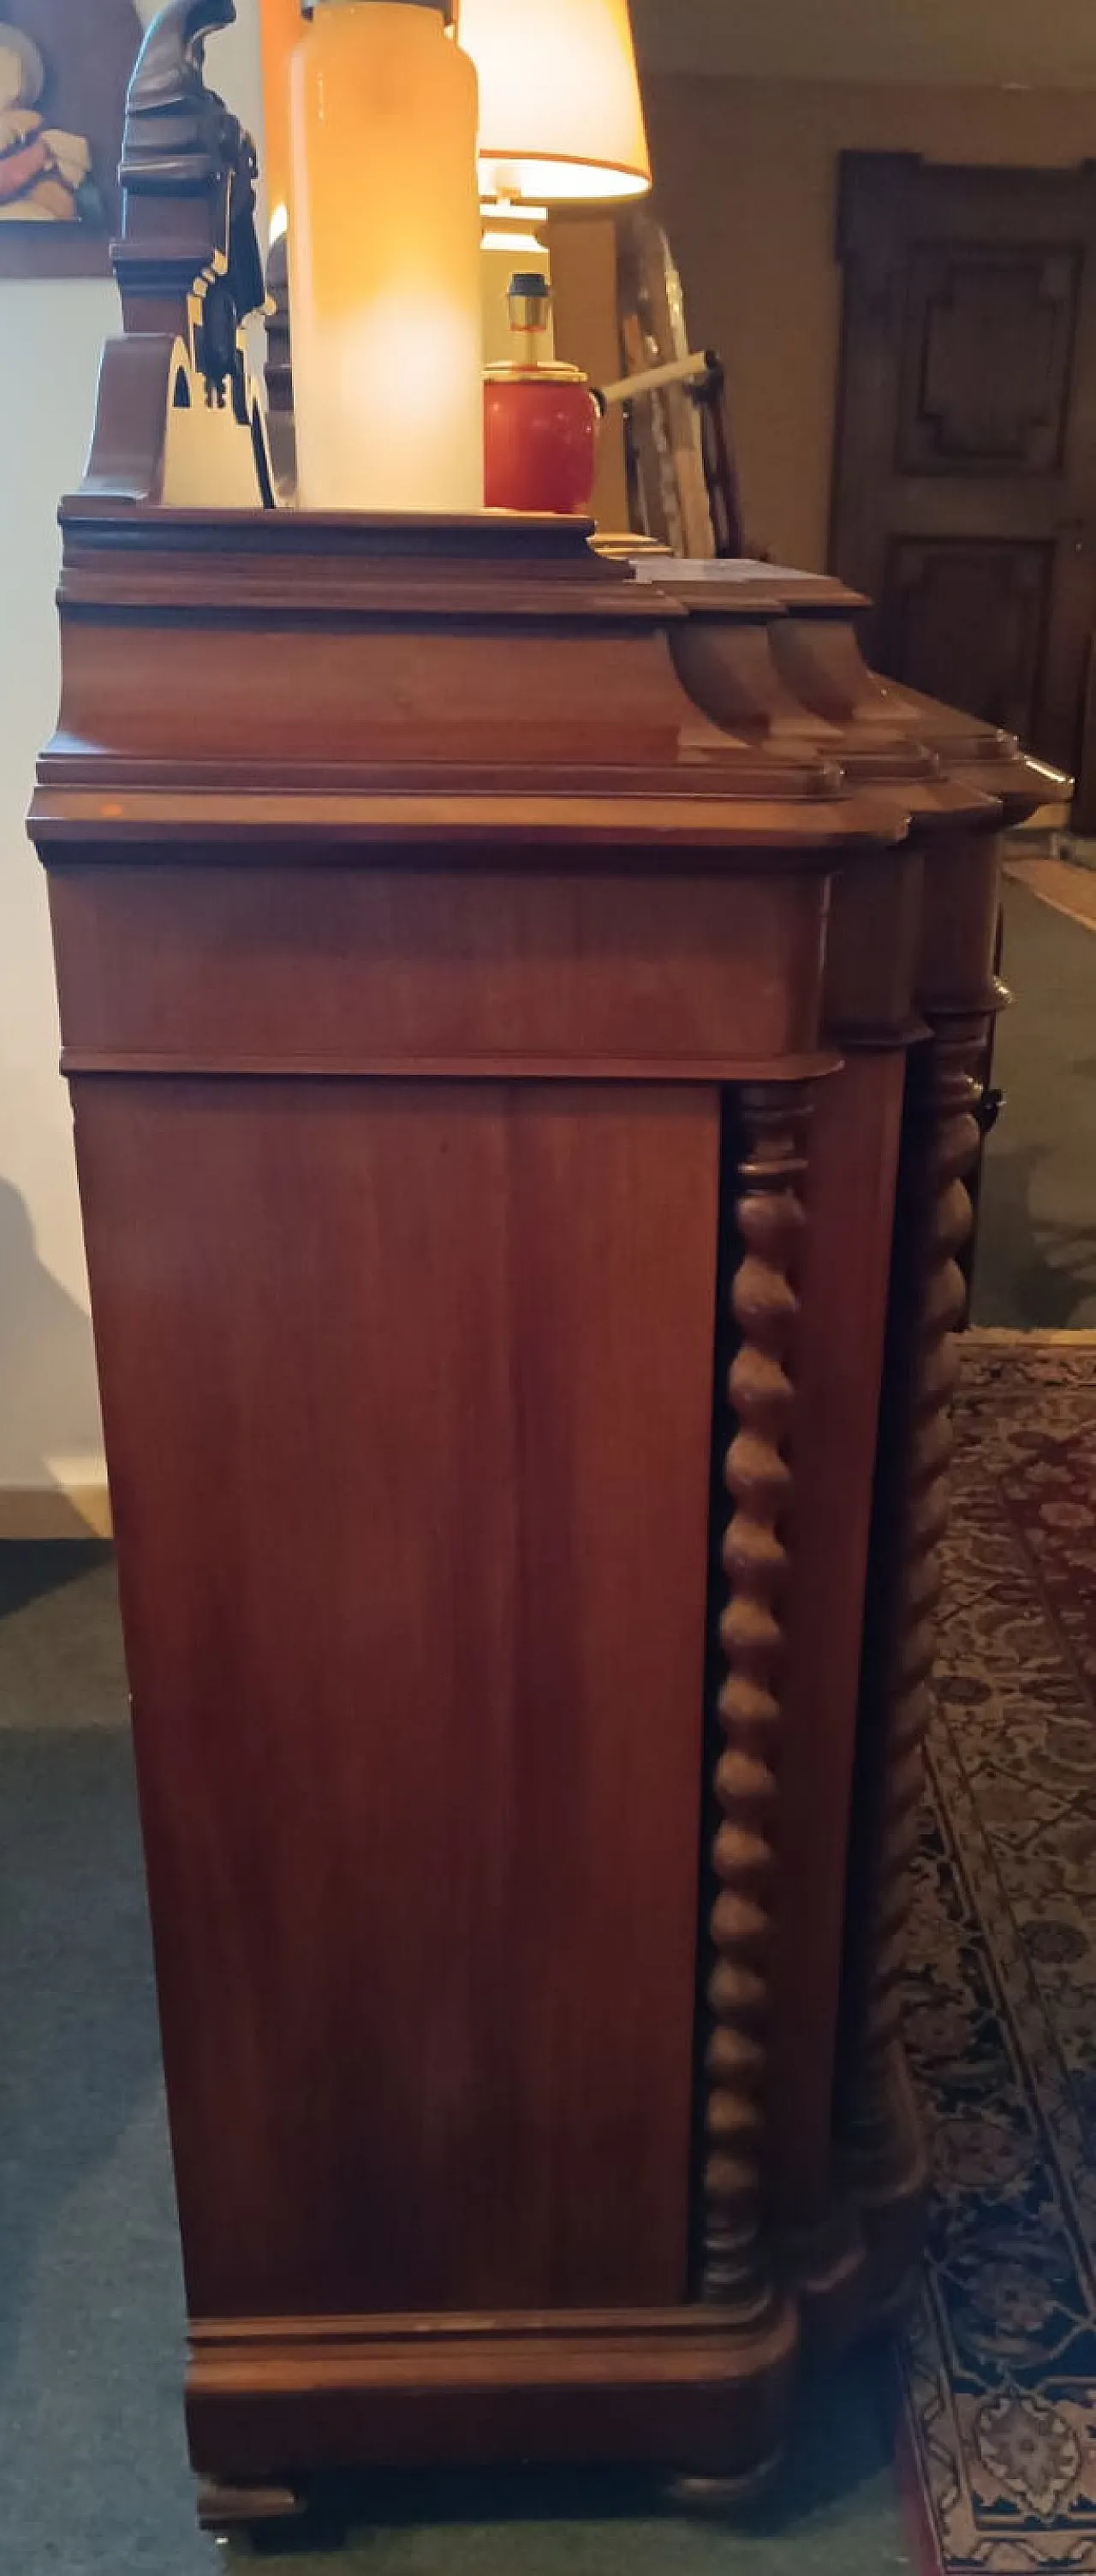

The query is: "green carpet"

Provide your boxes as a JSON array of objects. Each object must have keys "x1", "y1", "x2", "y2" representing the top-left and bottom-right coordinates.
[
  {"x1": 0, "y1": 1543, "x2": 910, "y2": 2573},
  {"x1": 972, "y1": 881, "x2": 1096, "y2": 1331}
]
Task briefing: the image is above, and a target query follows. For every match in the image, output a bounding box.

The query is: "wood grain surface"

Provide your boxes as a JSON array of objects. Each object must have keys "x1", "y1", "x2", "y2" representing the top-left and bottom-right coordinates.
[{"x1": 74, "y1": 1076, "x2": 721, "y2": 2322}]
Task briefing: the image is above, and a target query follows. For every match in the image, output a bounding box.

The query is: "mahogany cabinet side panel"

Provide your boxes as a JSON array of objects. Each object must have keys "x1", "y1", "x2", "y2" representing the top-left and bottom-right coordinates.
[{"x1": 72, "y1": 1076, "x2": 721, "y2": 2323}]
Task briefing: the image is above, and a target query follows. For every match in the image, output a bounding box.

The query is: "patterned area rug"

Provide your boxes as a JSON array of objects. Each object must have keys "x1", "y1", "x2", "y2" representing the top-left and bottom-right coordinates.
[{"x1": 902, "y1": 1332, "x2": 1096, "y2": 2572}]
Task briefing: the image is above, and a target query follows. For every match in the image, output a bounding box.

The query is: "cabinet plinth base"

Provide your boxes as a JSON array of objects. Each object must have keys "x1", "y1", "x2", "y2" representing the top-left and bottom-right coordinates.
[{"x1": 188, "y1": 2303, "x2": 800, "y2": 2492}]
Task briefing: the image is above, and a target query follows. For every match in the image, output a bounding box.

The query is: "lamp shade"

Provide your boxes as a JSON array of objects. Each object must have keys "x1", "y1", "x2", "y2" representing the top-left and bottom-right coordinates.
[
  {"x1": 289, "y1": 3, "x2": 485, "y2": 513},
  {"x1": 456, "y1": 0, "x2": 651, "y2": 205}
]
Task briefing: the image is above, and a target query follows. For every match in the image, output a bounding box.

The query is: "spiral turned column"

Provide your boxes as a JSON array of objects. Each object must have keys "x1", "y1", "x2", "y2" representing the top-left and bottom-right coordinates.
[
  {"x1": 838, "y1": 1015, "x2": 986, "y2": 2247},
  {"x1": 700, "y1": 1083, "x2": 810, "y2": 2316}
]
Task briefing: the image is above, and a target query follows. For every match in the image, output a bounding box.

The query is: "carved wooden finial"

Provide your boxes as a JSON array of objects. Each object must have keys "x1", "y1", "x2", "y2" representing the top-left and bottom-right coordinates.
[
  {"x1": 86, "y1": 0, "x2": 272, "y2": 504},
  {"x1": 114, "y1": 0, "x2": 264, "y2": 342},
  {"x1": 125, "y1": 0, "x2": 237, "y2": 121}
]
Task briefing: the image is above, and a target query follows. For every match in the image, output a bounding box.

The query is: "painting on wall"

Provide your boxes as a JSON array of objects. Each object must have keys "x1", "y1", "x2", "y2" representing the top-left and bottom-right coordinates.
[{"x1": 0, "y1": 0, "x2": 159, "y2": 277}]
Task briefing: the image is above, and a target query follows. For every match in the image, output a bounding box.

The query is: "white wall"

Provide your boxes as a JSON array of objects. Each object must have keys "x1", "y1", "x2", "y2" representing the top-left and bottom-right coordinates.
[{"x1": 0, "y1": 4, "x2": 263, "y2": 1518}]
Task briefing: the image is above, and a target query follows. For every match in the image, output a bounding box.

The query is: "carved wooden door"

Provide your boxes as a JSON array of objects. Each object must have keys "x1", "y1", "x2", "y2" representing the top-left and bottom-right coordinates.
[{"x1": 831, "y1": 153, "x2": 1096, "y2": 772}]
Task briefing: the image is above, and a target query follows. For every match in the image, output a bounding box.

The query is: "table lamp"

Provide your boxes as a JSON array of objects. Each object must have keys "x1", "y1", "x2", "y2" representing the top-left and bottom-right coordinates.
[
  {"x1": 286, "y1": 1, "x2": 485, "y2": 513},
  {"x1": 458, "y1": 0, "x2": 651, "y2": 367},
  {"x1": 455, "y1": 0, "x2": 651, "y2": 512}
]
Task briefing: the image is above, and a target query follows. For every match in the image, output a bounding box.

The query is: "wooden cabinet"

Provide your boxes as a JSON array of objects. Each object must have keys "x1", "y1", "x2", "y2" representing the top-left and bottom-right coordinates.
[
  {"x1": 27, "y1": 29, "x2": 1064, "y2": 2535},
  {"x1": 33, "y1": 504, "x2": 1060, "y2": 2529},
  {"x1": 34, "y1": 503, "x2": 918, "y2": 2519}
]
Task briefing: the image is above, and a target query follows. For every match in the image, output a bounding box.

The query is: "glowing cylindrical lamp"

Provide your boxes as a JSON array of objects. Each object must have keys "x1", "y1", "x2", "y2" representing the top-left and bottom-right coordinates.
[
  {"x1": 289, "y1": 2, "x2": 485, "y2": 513},
  {"x1": 456, "y1": 0, "x2": 652, "y2": 206},
  {"x1": 258, "y1": 0, "x2": 301, "y2": 243}
]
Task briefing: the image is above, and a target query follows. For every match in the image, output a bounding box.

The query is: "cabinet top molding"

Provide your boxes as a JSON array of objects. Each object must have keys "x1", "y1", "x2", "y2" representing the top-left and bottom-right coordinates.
[{"x1": 33, "y1": 493, "x2": 917, "y2": 863}]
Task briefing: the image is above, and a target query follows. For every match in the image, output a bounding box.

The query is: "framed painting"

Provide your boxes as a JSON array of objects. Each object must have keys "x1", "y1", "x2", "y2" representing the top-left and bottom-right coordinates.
[{"x1": 0, "y1": 0, "x2": 159, "y2": 277}]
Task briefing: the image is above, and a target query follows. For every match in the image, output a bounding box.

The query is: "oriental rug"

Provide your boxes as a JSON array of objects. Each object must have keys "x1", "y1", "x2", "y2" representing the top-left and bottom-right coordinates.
[{"x1": 901, "y1": 1332, "x2": 1096, "y2": 2571}]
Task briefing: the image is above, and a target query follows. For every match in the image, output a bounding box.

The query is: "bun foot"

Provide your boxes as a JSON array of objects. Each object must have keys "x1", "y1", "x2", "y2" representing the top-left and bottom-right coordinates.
[
  {"x1": 668, "y1": 2454, "x2": 783, "y2": 2513},
  {"x1": 197, "y1": 2479, "x2": 307, "y2": 2542}
]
